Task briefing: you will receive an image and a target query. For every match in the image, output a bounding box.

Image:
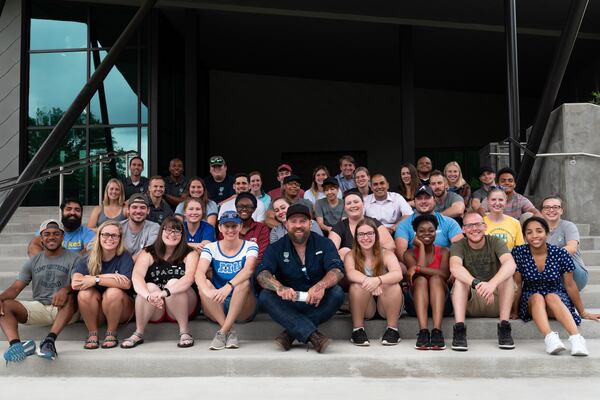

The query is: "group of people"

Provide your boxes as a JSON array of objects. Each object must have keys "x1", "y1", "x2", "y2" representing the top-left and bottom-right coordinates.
[{"x1": 1, "y1": 154, "x2": 597, "y2": 364}]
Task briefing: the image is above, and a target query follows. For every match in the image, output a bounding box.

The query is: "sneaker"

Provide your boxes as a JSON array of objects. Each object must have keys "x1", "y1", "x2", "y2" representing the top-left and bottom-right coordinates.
[
  {"x1": 225, "y1": 329, "x2": 239, "y2": 349},
  {"x1": 350, "y1": 328, "x2": 370, "y2": 346},
  {"x1": 37, "y1": 339, "x2": 58, "y2": 360},
  {"x1": 544, "y1": 331, "x2": 566, "y2": 355},
  {"x1": 3, "y1": 340, "x2": 36, "y2": 364},
  {"x1": 497, "y1": 320, "x2": 515, "y2": 349},
  {"x1": 274, "y1": 330, "x2": 294, "y2": 351},
  {"x1": 415, "y1": 329, "x2": 430, "y2": 350},
  {"x1": 209, "y1": 331, "x2": 227, "y2": 350},
  {"x1": 569, "y1": 334, "x2": 589, "y2": 357},
  {"x1": 381, "y1": 327, "x2": 400, "y2": 346},
  {"x1": 430, "y1": 328, "x2": 446, "y2": 350},
  {"x1": 452, "y1": 323, "x2": 468, "y2": 351},
  {"x1": 309, "y1": 330, "x2": 331, "y2": 353}
]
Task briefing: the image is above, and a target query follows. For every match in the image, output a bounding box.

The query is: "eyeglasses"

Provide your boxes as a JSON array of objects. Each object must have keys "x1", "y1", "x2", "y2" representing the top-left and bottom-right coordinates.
[
  {"x1": 41, "y1": 231, "x2": 62, "y2": 238},
  {"x1": 100, "y1": 233, "x2": 121, "y2": 240},
  {"x1": 356, "y1": 231, "x2": 376, "y2": 239},
  {"x1": 163, "y1": 229, "x2": 183, "y2": 237},
  {"x1": 236, "y1": 204, "x2": 256, "y2": 210},
  {"x1": 463, "y1": 222, "x2": 485, "y2": 230},
  {"x1": 542, "y1": 205, "x2": 561, "y2": 211}
]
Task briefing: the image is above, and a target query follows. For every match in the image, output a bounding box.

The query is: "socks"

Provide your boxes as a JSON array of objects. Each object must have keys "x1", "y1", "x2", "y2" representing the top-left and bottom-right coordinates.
[
  {"x1": 45, "y1": 332, "x2": 57, "y2": 342},
  {"x1": 387, "y1": 326, "x2": 398, "y2": 332},
  {"x1": 9, "y1": 339, "x2": 20, "y2": 346},
  {"x1": 352, "y1": 327, "x2": 364, "y2": 332}
]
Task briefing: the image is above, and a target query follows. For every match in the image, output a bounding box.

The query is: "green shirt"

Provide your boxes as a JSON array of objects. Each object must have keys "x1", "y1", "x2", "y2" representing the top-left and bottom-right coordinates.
[{"x1": 450, "y1": 235, "x2": 509, "y2": 281}]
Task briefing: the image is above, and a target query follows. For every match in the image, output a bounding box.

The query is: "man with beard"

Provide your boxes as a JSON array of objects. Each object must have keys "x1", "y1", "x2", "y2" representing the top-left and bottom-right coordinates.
[
  {"x1": 217, "y1": 193, "x2": 270, "y2": 264},
  {"x1": 256, "y1": 204, "x2": 345, "y2": 353},
  {"x1": 122, "y1": 156, "x2": 149, "y2": 199},
  {"x1": 429, "y1": 170, "x2": 465, "y2": 219},
  {"x1": 164, "y1": 158, "x2": 189, "y2": 207},
  {"x1": 120, "y1": 193, "x2": 160, "y2": 261},
  {"x1": 1, "y1": 219, "x2": 79, "y2": 362},
  {"x1": 416, "y1": 156, "x2": 433, "y2": 185},
  {"x1": 27, "y1": 198, "x2": 95, "y2": 257}
]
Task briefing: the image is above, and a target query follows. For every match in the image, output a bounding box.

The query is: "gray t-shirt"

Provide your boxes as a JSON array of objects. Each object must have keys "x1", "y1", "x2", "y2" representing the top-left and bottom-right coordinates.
[
  {"x1": 121, "y1": 219, "x2": 160, "y2": 257},
  {"x1": 547, "y1": 219, "x2": 585, "y2": 268},
  {"x1": 472, "y1": 187, "x2": 489, "y2": 202},
  {"x1": 435, "y1": 191, "x2": 464, "y2": 213},
  {"x1": 18, "y1": 251, "x2": 79, "y2": 305},
  {"x1": 315, "y1": 198, "x2": 346, "y2": 228}
]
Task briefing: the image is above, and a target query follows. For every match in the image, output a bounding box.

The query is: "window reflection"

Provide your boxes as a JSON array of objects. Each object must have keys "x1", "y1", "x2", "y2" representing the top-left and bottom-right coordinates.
[{"x1": 30, "y1": 19, "x2": 87, "y2": 50}]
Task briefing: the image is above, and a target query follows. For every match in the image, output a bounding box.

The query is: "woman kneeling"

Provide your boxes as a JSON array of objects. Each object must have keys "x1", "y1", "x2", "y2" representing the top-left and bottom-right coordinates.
[
  {"x1": 121, "y1": 217, "x2": 199, "y2": 348},
  {"x1": 344, "y1": 219, "x2": 403, "y2": 346}
]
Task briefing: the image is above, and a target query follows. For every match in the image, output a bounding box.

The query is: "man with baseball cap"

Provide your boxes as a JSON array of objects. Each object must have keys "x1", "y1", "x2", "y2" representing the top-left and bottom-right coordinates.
[
  {"x1": 470, "y1": 166, "x2": 496, "y2": 211},
  {"x1": 265, "y1": 175, "x2": 313, "y2": 228},
  {"x1": 1, "y1": 219, "x2": 79, "y2": 363},
  {"x1": 267, "y1": 164, "x2": 305, "y2": 200},
  {"x1": 204, "y1": 155, "x2": 235, "y2": 204},
  {"x1": 256, "y1": 203, "x2": 345, "y2": 353},
  {"x1": 395, "y1": 184, "x2": 463, "y2": 262},
  {"x1": 120, "y1": 193, "x2": 160, "y2": 261},
  {"x1": 315, "y1": 177, "x2": 345, "y2": 235}
]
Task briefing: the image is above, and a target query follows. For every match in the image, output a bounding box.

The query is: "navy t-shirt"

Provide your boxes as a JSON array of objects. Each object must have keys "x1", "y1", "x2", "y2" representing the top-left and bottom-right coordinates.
[
  {"x1": 73, "y1": 252, "x2": 134, "y2": 293},
  {"x1": 184, "y1": 221, "x2": 216, "y2": 244}
]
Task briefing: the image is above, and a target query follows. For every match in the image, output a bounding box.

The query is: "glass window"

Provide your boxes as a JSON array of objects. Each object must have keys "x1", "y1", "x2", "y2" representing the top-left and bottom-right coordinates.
[{"x1": 30, "y1": 19, "x2": 87, "y2": 50}]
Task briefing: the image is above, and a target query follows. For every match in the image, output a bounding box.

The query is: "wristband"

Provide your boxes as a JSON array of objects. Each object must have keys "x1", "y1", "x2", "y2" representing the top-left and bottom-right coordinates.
[
  {"x1": 227, "y1": 281, "x2": 235, "y2": 289},
  {"x1": 164, "y1": 288, "x2": 171, "y2": 297},
  {"x1": 415, "y1": 265, "x2": 421, "y2": 274}
]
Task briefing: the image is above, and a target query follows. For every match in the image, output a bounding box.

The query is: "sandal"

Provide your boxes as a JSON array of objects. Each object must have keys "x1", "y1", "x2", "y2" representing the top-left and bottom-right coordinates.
[
  {"x1": 178, "y1": 332, "x2": 195, "y2": 348},
  {"x1": 101, "y1": 331, "x2": 119, "y2": 349},
  {"x1": 120, "y1": 332, "x2": 144, "y2": 349},
  {"x1": 84, "y1": 331, "x2": 99, "y2": 350}
]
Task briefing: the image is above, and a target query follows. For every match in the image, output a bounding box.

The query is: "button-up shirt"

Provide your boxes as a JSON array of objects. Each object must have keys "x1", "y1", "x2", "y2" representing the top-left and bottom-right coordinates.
[{"x1": 364, "y1": 192, "x2": 413, "y2": 228}]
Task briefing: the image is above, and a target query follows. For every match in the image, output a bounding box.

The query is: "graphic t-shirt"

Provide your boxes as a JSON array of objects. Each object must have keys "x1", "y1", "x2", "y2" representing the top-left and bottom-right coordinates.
[
  {"x1": 201, "y1": 240, "x2": 258, "y2": 289},
  {"x1": 450, "y1": 235, "x2": 509, "y2": 281},
  {"x1": 484, "y1": 215, "x2": 525, "y2": 250}
]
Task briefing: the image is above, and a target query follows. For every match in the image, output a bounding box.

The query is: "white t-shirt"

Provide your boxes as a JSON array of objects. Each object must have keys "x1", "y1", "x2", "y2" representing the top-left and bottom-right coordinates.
[{"x1": 218, "y1": 195, "x2": 266, "y2": 222}]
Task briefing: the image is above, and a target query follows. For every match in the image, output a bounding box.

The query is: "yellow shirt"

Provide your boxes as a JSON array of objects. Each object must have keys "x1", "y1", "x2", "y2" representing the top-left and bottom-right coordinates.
[{"x1": 484, "y1": 215, "x2": 524, "y2": 250}]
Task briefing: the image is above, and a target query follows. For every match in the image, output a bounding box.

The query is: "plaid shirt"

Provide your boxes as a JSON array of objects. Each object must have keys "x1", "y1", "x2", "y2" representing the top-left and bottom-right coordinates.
[{"x1": 481, "y1": 192, "x2": 534, "y2": 219}]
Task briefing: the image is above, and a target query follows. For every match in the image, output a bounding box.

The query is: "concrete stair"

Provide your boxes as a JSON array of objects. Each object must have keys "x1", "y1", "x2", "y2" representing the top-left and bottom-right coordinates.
[{"x1": 1, "y1": 208, "x2": 600, "y2": 378}]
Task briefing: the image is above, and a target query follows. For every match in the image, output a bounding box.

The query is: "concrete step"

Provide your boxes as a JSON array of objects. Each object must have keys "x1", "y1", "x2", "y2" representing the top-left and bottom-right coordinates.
[
  {"x1": 0, "y1": 257, "x2": 29, "y2": 271},
  {"x1": 580, "y1": 236, "x2": 600, "y2": 251},
  {"x1": 0, "y1": 233, "x2": 34, "y2": 244},
  {"x1": 581, "y1": 284, "x2": 600, "y2": 307},
  {"x1": 0, "y1": 244, "x2": 28, "y2": 257},
  {"x1": 1, "y1": 339, "x2": 599, "y2": 378},
  {"x1": 2, "y1": 223, "x2": 41, "y2": 234},
  {"x1": 588, "y1": 266, "x2": 600, "y2": 283},
  {"x1": 576, "y1": 224, "x2": 591, "y2": 236},
  {"x1": 583, "y1": 250, "x2": 600, "y2": 266}
]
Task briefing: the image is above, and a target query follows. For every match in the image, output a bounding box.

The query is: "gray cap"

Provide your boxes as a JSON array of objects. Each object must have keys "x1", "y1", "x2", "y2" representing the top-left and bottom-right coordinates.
[{"x1": 39, "y1": 219, "x2": 64, "y2": 233}]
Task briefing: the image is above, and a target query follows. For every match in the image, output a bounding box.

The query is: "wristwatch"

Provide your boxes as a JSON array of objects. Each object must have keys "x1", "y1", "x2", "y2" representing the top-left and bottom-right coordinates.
[
  {"x1": 95, "y1": 276, "x2": 100, "y2": 286},
  {"x1": 471, "y1": 278, "x2": 481, "y2": 289}
]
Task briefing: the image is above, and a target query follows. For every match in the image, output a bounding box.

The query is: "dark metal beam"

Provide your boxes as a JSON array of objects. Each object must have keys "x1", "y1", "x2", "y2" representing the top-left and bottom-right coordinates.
[
  {"x1": 0, "y1": 0, "x2": 6, "y2": 19},
  {"x1": 184, "y1": 10, "x2": 199, "y2": 177},
  {"x1": 399, "y1": 26, "x2": 415, "y2": 164},
  {"x1": 516, "y1": 0, "x2": 588, "y2": 193},
  {"x1": 504, "y1": 0, "x2": 521, "y2": 173},
  {"x1": 0, "y1": 0, "x2": 157, "y2": 233}
]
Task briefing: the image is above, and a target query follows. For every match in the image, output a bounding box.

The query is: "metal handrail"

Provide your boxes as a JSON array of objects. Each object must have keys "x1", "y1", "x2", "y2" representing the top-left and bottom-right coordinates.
[
  {"x1": 489, "y1": 151, "x2": 600, "y2": 159},
  {"x1": 0, "y1": 150, "x2": 138, "y2": 205}
]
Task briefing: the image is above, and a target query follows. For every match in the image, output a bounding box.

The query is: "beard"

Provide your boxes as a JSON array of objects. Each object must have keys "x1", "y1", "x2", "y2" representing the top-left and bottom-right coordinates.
[
  {"x1": 288, "y1": 228, "x2": 309, "y2": 245},
  {"x1": 61, "y1": 214, "x2": 82, "y2": 231}
]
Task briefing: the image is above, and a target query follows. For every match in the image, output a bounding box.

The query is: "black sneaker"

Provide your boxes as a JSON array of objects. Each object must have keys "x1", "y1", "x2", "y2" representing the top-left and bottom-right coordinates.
[
  {"x1": 430, "y1": 328, "x2": 446, "y2": 350},
  {"x1": 415, "y1": 329, "x2": 430, "y2": 350},
  {"x1": 452, "y1": 323, "x2": 468, "y2": 351},
  {"x1": 351, "y1": 328, "x2": 370, "y2": 346},
  {"x1": 498, "y1": 320, "x2": 515, "y2": 349},
  {"x1": 381, "y1": 327, "x2": 400, "y2": 346},
  {"x1": 37, "y1": 339, "x2": 57, "y2": 360}
]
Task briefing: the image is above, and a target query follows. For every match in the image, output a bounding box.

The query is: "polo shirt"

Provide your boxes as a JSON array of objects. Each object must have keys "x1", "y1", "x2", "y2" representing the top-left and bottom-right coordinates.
[
  {"x1": 394, "y1": 211, "x2": 462, "y2": 249},
  {"x1": 164, "y1": 175, "x2": 189, "y2": 198},
  {"x1": 121, "y1": 176, "x2": 149, "y2": 199},
  {"x1": 204, "y1": 175, "x2": 235, "y2": 203},
  {"x1": 364, "y1": 192, "x2": 413, "y2": 228},
  {"x1": 147, "y1": 198, "x2": 173, "y2": 224}
]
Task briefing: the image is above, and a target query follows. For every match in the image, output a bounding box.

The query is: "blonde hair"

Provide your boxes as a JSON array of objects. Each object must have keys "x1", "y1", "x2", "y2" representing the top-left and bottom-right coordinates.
[
  {"x1": 87, "y1": 220, "x2": 126, "y2": 276},
  {"x1": 443, "y1": 161, "x2": 467, "y2": 189},
  {"x1": 102, "y1": 178, "x2": 125, "y2": 207}
]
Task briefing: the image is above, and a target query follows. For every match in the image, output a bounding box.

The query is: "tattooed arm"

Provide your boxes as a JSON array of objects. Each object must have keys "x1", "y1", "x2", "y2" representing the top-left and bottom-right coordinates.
[{"x1": 257, "y1": 270, "x2": 296, "y2": 301}]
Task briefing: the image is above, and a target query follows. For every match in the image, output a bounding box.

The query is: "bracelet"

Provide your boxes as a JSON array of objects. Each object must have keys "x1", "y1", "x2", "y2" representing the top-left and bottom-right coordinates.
[
  {"x1": 164, "y1": 288, "x2": 171, "y2": 297},
  {"x1": 415, "y1": 265, "x2": 421, "y2": 274},
  {"x1": 227, "y1": 281, "x2": 235, "y2": 289}
]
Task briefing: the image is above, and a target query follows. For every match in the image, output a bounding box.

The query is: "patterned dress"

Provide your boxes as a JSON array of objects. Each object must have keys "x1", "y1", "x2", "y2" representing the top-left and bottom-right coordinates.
[{"x1": 512, "y1": 243, "x2": 581, "y2": 325}]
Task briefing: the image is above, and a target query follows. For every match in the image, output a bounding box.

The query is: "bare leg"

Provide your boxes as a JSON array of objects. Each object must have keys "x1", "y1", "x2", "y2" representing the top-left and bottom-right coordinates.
[
  {"x1": 452, "y1": 281, "x2": 470, "y2": 323},
  {"x1": 199, "y1": 281, "x2": 227, "y2": 328},
  {"x1": 528, "y1": 294, "x2": 551, "y2": 337},
  {"x1": 412, "y1": 277, "x2": 429, "y2": 330},
  {"x1": 545, "y1": 293, "x2": 579, "y2": 336},
  {"x1": 134, "y1": 283, "x2": 164, "y2": 334},
  {"x1": 165, "y1": 280, "x2": 198, "y2": 335},
  {"x1": 349, "y1": 283, "x2": 374, "y2": 328},
  {"x1": 220, "y1": 280, "x2": 253, "y2": 333},
  {"x1": 429, "y1": 275, "x2": 446, "y2": 330},
  {"x1": 0, "y1": 300, "x2": 28, "y2": 342},
  {"x1": 376, "y1": 283, "x2": 402, "y2": 329},
  {"x1": 497, "y1": 278, "x2": 514, "y2": 321},
  {"x1": 101, "y1": 288, "x2": 134, "y2": 332},
  {"x1": 49, "y1": 294, "x2": 77, "y2": 336},
  {"x1": 77, "y1": 288, "x2": 103, "y2": 334}
]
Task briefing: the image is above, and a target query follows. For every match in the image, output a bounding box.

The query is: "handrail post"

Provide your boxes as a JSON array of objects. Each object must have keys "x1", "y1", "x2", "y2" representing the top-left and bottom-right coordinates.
[
  {"x1": 98, "y1": 156, "x2": 104, "y2": 206},
  {"x1": 58, "y1": 166, "x2": 64, "y2": 206}
]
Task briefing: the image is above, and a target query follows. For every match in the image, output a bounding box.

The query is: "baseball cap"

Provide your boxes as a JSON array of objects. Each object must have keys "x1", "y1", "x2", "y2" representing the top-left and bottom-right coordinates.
[
  {"x1": 277, "y1": 164, "x2": 292, "y2": 172},
  {"x1": 219, "y1": 211, "x2": 242, "y2": 225},
  {"x1": 128, "y1": 193, "x2": 149, "y2": 206},
  {"x1": 209, "y1": 155, "x2": 226, "y2": 166},
  {"x1": 39, "y1": 219, "x2": 64, "y2": 233},
  {"x1": 283, "y1": 175, "x2": 302, "y2": 185},
  {"x1": 415, "y1": 184, "x2": 434, "y2": 197},
  {"x1": 479, "y1": 166, "x2": 495, "y2": 176},
  {"x1": 286, "y1": 203, "x2": 311, "y2": 219},
  {"x1": 322, "y1": 177, "x2": 339, "y2": 188}
]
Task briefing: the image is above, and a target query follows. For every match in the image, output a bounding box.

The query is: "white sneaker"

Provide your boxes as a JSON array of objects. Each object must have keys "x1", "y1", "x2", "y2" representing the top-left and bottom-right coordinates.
[
  {"x1": 569, "y1": 334, "x2": 589, "y2": 357},
  {"x1": 544, "y1": 332, "x2": 566, "y2": 355}
]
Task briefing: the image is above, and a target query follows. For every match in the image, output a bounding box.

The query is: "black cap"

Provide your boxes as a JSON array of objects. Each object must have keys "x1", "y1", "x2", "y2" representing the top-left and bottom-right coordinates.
[
  {"x1": 235, "y1": 192, "x2": 257, "y2": 209},
  {"x1": 128, "y1": 193, "x2": 149, "y2": 206},
  {"x1": 322, "y1": 177, "x2": 339, "y2": 189},
  {"x1": 479, "y1": 166, "x2": 495, "y2": 176},
  {"x1": 283, "y1": 175, "x2": 302, "y2": 185},
  {"x1": 286, "y1": 203, "x2": 311, "y2": 219},
  {"x1": 415, "y1": 184, "x2": 434, "y2": 197}
]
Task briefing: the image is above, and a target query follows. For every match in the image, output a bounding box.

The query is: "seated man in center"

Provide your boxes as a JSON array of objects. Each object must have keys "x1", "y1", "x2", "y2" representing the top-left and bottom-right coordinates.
[{"x1": 256, "y1": 204, "x2": 345, "y2": 353}]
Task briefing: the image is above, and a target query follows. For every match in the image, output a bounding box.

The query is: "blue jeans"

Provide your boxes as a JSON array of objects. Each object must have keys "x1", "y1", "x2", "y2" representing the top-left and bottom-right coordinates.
[
  {"x1": 573, "y1": 261, "x2": 589, "y2": 291},
  {"x1": 259, "y1": 285, "x2": 344, "y2": 343}
]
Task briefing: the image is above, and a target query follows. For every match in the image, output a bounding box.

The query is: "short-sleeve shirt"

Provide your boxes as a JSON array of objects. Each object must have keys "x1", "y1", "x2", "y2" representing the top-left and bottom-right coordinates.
[
  {"x1": 174, "y1": 199, "x2": 218, "y2": 220},
  {"x1": 201, "y1": 241, "x2": 258, "y2": 289},
  {"x1": 471, "y1": 187, "x2": 490, "y2": 202},
  {"x1": 335, "y1": 173, "x2": 356, "y2": 192},
  {"x1": 204, "y1": 175, "x2": 235, "y2": 203},
  {"x1": 256, "y1": 232, "x2": 344, "y2": 291},
  {"x1": 331, "y1": 217, "x2": 382, "y2": 250},
  {"x1": 315, "y1": 198, "x2": 345, "y2": 228},
  {"x1": 35, "y1": 225, "x2": 95, "y2": 253},
  {"x1": 18, "y1": 250, "x2": 79, "y2": 305},
  {"x1": 148, "y1": 199, "x2": 173, "y2": 225},
  {"x1": 121, "y1": 220, "x2": 160, "y2": 257},
  {"x1": 481, "y1": 192, "x2": 534, "y2": 219},
  {"x1": 184, "y1": 221, "x2": 216, "y2": 244},
  {"x1": 364, "y1": 192, "x2": 414, "y2": 228},
  {"x1": 164, "y1": 175, "x2": 189, "y2": 198},
  {"x1": 218, "y1": 196, "x2": 267, "y2": 222},
  {"x1": 72, "y1": 252, "x2": 134, "y2": 293},
  {"x1": 435, "y1": 191, "x2": 464, "y2": 213},
  {"x1": 547, "y1": 219, "x2": 585, "y2": 267},
  {"x1": 450, "y1": 235, "x2": 509, "y2": 281},
  {"x1": 395, "y1": 211, "x2": 462, "y2": 249},
  {"x1": 122, "y1": 176, "x2": 149, "y2": 199},
  {"x1": 484, "y1": 215, "x2": 525, "y2": 250}
]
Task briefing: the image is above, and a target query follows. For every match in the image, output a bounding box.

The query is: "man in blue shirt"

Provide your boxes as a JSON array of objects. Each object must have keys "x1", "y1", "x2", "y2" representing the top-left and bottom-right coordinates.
[
  {"x1": 394, "y1": 185, "x2": 463, "y2": 262},
  {"x1": 256, "y1": 204, "x2": 344, "y2": 353},
  {"x1": 27, "y1": 198, "x2": 95, "y2": 257}
]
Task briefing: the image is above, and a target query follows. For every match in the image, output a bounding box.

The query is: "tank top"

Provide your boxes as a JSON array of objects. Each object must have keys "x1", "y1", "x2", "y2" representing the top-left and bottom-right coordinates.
[
  {"x1": 412, "y1": 245, "x2": 442, "y2": 269},
  {"x1": 97, "y1": 206, "x2": 127, "y2": 226},
  {"x1": 144, "y1": 260, "x2": 186, "y2": 289}
]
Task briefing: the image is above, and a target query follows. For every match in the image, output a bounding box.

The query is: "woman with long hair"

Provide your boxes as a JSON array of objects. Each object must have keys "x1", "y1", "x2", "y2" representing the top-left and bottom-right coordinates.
[
  {"x1": 398, "y1": 163, "x2": 420, "y2": 208},
  {"x1": 195, "y1": 211, "x2": 258, "y2": 350},
  {"x1": 354, "y1": 167, "x2": 371, "y2": 198},
  {"x1": 72, "y1": 221, "x2": 134, "y2": 349},
  {"x1": 344, "y1": 218, "x2": 403, "y2": 346},
  {"x1": 121, "y1": 217, "x2": 199, "y2": 348},
  {"x1": 444, "y1": 161, "x2": 471, "y2": 207},
  {"x1": 484, "y1": 187, "x2": 524, "y2": 250},
  {"x1": 183, "y1": 198, "x2": 215, "y2": 252},
  {"x1": 269, "y1": 197, "x2": 323, "y2": 243},
  {"x1": 87, "y1": 178, "x2": 127, "y2": 228},
  {"x1": 403, "y1": 214, "x2": 451, "y2": 350},
  {"x1": 303, "y1": 165, "x2": 330, "y2": 206},
  {"x1": 175, "y1": 177, "x2": 218, "y2": 226},
  {"x1": 249, "y1": 171, "x2": 271, "y2": 210}
]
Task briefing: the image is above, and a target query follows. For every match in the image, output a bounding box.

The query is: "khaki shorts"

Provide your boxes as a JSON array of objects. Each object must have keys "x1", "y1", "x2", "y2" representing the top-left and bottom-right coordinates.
[
  {"x1": 466, "y1": 288, "x2": 500, "y2": 318},
  {"x1": 18, "y1": 301, "x2": 79, "y2": 326}
]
